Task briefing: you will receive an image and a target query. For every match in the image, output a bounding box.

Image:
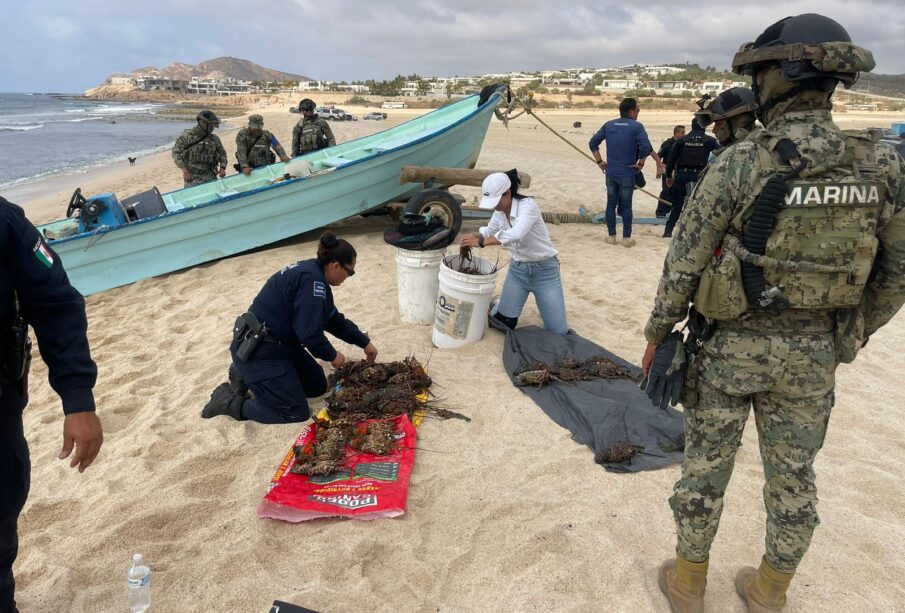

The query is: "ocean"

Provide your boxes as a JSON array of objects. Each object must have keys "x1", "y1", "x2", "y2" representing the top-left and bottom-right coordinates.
[{"x1": 0, "y1": 92, "x2": 193, "y2": 188}]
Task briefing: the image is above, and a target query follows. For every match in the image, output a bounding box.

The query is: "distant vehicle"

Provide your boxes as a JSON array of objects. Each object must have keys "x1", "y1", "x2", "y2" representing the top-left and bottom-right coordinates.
[
  {"x1": 315, "y1": 107, "x2": 345, "y2": 121},
  {"x1": 289, "y1": 106, "x2": 300, "y2": 113},
  {"x1": 364, "y1": 112, "x2": 386, "y2": 121},
  {"x1": 381, "y1": 101, "x2": 408, "y2": 109},
  {"x1": 335, "y1": 109, "x2": 357, "y2": 121}
]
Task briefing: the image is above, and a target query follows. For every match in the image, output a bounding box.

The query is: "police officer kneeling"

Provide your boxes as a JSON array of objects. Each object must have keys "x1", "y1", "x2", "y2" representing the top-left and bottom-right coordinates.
[
  {"x1": 0, "y1": 197, "x2": 102, "y2": 613},
  {"x1": 202, "y1": 232, "x2": 378, "y2": 423}
]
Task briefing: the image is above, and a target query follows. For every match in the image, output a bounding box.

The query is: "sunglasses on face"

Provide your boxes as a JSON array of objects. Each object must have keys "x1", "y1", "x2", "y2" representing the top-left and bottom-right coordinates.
[{"x1": 340, "y1": 262, "x2": 355, "y2": 276}]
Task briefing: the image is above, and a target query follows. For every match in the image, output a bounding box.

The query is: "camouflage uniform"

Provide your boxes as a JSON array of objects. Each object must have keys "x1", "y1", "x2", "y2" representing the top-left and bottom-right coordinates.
[
  {"x1": 291, "y1": 115, "x2": 335, "y2": 156},
  {"x1": 235, "y1": 127, "x2": 287, "y2": 171},
  {"x1": 644, "y1": 108, "x2": 905, "y2": 573},
  {"x1": 172, "y1": 125, "x2": 228, "y2": 187}
]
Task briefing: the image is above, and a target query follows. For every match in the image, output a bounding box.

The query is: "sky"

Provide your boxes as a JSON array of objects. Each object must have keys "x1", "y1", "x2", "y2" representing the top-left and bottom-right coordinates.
[{"x1": 2, "y1": 0, "x2": 904, "y2": 93}]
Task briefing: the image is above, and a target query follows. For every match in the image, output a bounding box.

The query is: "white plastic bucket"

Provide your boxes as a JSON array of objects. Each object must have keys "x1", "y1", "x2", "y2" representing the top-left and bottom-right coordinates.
[
  {"x1": 433, "y1": 254, "x2": 499, "y2": 348},
  {"x1": 395, "y1": 248, "x2": 443, "y2": 325}
]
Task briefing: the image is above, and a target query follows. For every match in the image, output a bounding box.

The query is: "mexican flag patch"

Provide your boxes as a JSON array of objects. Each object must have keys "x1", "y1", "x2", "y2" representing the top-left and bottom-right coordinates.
[{"x1": 33, "y1": 239, "x2": 54, "y2": 268}]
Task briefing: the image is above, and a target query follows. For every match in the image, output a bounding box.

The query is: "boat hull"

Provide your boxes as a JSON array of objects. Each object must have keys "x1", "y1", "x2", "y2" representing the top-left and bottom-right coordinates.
[{"x1": 40, "y1": 92, "x2": 500, "y2": 296}]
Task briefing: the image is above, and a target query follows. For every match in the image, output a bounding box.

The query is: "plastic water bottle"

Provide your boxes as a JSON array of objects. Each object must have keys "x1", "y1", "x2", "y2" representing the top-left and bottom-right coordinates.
[{"x1": 126, "y1": 553, "x2": 151, "y2": 612}]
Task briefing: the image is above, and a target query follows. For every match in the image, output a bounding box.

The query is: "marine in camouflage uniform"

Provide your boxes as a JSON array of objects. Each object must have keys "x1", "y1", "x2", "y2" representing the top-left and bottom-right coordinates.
[
  {"x1": 291, "y1": 111, "x2": 335, "y2": 156},
  {"x1": 172, "y1": 110, "x2": 228, "y2": 188},
  {"x1": 235, "y1": 114, "x2": 289, "y2": 174},
  {"x1": 644, "y1": 14, "x2": 905, "y2": 613}
]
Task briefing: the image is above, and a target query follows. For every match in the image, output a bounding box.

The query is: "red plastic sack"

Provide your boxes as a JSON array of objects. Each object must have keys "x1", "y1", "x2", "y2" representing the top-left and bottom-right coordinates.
[{"x1": 257, "y1": 414, "x2": 416, "y2": 522}]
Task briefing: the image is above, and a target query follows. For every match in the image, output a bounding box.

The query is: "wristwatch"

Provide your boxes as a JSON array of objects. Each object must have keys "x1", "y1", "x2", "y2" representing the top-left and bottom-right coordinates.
[{"x1": 478, "y1": 234, "x2": 485, "y2": 248}]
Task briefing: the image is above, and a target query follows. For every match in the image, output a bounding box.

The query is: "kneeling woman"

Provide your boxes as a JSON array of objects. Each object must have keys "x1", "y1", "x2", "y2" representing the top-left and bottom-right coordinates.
[
  {"x1": 203, "y1": 232, "x2": 378, "y2": 423},
  {"x1": 460, "y1": 170, "x2": 568, "y2": 335}
]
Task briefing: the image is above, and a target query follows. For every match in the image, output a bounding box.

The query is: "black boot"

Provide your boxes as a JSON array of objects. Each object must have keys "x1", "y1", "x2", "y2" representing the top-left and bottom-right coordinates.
[
  {"x1": 228, "y1": 363, "x2": 249, "y2": 396},
  {"x1": 663, "y1": 226, "x2": 674, "y2": 238},
  {"x1": 202, "y1": 383, "x2": 245, "y2": 420}
]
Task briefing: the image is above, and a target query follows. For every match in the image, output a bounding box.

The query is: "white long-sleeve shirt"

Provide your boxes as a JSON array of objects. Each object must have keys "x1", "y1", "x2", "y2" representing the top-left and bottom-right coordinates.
[{"x1": 478, "y1": 196, "x2": 558, "y2": 262}]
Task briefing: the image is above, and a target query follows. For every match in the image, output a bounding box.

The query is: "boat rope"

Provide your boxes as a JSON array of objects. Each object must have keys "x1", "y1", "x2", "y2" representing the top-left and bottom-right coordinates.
[
  {"x1": 523, "y1": 107, "x2": 673, "y2": 207},
  {"x1": 541, "y1": 211, "x2": 593, "y2": 224}
]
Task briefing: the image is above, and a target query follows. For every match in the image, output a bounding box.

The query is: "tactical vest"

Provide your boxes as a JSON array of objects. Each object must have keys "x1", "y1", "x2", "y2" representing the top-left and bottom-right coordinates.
[
  {"x1": 299, "y1": 120, "x2": 326, "y2": 153},
  {"x1": 676, "y1": 135, "x2": 710, "y2": 169},
  {"x1": 186, "y1": 135, "x2": 221, "y2": 166},
  {"x1": 695, "y1": 129, "x2": 886, "y2": 318},
  {"x1": 246, "y1": 132, "x2": 276, "y2": 167}
]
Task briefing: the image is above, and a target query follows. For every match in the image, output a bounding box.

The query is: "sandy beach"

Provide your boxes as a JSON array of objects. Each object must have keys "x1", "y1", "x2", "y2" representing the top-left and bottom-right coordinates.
[{"x1": 9, "y1": 104, "x2": 905, "y2": 612}]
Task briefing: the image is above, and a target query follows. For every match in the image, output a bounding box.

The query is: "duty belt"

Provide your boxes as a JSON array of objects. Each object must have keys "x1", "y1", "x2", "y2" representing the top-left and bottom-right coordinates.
[
  {"x1": 677, "y1": 167, "x2": 704, "y2": 173},
  {"x1": 716, "y1": 311, "x2": 835, "y2": 335}
]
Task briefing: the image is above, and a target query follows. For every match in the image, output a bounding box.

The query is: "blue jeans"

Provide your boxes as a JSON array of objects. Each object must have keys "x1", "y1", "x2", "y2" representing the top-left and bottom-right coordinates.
[
  {"x1": 606, "y1": 174, "x2": 635, "y2": 238},
  {"x1": 493, "y1": 258, "x2": 568, "y2": 334}
]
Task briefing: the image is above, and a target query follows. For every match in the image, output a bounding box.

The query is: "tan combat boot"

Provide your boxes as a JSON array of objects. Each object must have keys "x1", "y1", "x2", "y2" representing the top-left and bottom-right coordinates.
[
  {"x1": 658, "y1": 555, "x2": 708, "y2": 613},
  {"x1": 604, "y1": 235, "x2": 617, "y2": 245},
  {"x1": 735, "y1": 557, "x2": 794, "y2": 611}
]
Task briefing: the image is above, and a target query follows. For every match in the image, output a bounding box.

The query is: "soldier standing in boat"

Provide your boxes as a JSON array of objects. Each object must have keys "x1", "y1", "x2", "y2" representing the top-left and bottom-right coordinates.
[
  {"x1": 292, "y1": 99, "x2": 335, "y2": 157},
  {"x1": 234, "y1": 114, "x2": 290, "y2": 175},
  {"x1": 172, "y1": 110, "x2": 228, "y2": 188}
]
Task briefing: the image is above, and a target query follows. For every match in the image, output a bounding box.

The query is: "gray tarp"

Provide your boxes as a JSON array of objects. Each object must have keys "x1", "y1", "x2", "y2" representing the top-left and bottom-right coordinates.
[{"x1": 502, "y1": 326, "x2": 685, "y2": 473}]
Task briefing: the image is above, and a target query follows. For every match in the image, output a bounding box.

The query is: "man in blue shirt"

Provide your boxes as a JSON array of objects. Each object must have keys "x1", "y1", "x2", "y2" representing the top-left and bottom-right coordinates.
[{"x1": 589, "y1": 98, "x2": 663, "y2": 247}]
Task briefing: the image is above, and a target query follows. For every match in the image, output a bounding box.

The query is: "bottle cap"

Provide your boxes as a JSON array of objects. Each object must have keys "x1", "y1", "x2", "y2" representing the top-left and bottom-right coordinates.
[{"x1": 133, "y1": 553, "x2": 143, "y2": 564}]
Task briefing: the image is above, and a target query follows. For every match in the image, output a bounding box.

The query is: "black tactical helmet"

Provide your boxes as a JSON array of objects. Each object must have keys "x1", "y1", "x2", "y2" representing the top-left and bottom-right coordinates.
[
  {"x1": 196, "y1": 110, "x2": 221, "y2": 127},
  {"x1": 298, "y1": 98, "x2": 316, "y2": 113},
  {"x1": 695, "y1": 87, "x2": 757, "y2": 128},
  {"x1": 731, "y1": 13, "x2": 874, "y2": 89}
]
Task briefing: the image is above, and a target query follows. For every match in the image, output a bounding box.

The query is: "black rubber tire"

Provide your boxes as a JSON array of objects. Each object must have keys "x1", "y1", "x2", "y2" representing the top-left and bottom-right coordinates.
[{"x1": 403, "y1": 189, "x2": 463, "y2": 238}]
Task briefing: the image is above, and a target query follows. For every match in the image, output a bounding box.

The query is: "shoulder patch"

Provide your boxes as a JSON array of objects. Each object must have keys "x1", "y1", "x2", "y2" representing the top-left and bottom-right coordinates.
[
  {"x1": 33, "y1": 239, "x2": 53, "y2": 268},
  {"x1": 313, "y1": 281, "x2": 327, "y2": 299}
]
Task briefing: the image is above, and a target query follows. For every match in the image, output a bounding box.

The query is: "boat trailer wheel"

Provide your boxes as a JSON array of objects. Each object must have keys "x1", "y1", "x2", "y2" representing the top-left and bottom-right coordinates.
[
  {"x1": 403, "y1": 189, "x2": 463, "y2": 238},
  {"x1": 67, "y1": 188, "x2": 87, "y2": 218}
]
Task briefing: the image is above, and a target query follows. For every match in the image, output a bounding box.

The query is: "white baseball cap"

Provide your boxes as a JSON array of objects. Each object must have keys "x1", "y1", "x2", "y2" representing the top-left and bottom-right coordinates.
[{"x1": 478, "y1": 172, "x2": 512, "y2": 209}]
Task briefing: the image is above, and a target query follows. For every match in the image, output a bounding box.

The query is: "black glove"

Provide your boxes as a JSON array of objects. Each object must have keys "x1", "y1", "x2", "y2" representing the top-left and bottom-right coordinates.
[{"x1": 640, "y1": 331, "x2": 687, "y2": 410}]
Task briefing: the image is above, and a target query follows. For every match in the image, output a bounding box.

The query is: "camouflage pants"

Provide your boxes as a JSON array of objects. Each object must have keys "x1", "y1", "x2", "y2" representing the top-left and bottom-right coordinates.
[{"x1": 671, "y1": 328, "x2": 835, "y2": 573}]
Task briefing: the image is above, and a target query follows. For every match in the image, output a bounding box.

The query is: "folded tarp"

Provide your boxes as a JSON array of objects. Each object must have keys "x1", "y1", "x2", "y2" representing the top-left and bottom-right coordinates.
[{"x1": 502, "y1": 326, "x2": 684, "y2": 473}]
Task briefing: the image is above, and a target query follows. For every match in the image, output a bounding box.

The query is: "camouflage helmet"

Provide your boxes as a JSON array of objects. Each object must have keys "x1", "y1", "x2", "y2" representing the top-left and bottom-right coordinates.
[
  {"x1": 248, "y1": 114, "x2": 264, "y2": 127},
  {"x1": 731, "y1": 13, "x2": 875, "y2": 89},
  {"x1": 695, "y1": 87, "x2": 757, "y2": 128},
  {"x1": 298, "y1": 98, "x2": 316, "y2": 113},
  {"x1": 196, "y1": 110, "x2": 221, "y2": 127}
]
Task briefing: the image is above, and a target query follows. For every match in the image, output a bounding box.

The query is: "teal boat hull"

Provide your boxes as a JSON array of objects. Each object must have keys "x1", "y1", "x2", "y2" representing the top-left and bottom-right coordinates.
[{"x1": 38, "y1": 90, "x2": 502, "y2": 296}]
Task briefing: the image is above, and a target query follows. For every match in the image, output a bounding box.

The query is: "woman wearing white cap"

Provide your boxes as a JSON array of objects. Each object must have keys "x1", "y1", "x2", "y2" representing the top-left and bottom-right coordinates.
[{"x1": 460, "y1": 170, "x2": 568, "y2": 334}]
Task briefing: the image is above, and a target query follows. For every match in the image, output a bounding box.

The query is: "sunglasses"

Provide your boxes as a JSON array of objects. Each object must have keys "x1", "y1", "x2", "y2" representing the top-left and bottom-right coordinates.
[{"x1": 340, "y1": 262, "x2": 355, "y2": 277}]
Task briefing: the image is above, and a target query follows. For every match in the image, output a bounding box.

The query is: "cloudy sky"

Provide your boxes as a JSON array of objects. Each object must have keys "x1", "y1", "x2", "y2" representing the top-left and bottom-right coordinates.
[{"x1": 3, "y1": 0, "x2": 903, "y2": 92}]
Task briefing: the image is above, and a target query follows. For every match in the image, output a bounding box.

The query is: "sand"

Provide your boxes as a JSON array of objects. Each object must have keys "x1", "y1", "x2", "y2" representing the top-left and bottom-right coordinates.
[{"x1": 10, "y1": 105, "x2": 905, "y2": 612}]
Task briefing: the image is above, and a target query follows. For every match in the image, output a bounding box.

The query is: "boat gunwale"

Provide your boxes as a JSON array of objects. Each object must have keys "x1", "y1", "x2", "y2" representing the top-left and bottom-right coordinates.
[{"x1": 43, "y1": 90, "x2": 503, "y2": 247}]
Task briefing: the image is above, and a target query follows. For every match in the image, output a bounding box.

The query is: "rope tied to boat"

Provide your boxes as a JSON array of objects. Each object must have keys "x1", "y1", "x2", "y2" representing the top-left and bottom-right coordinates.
[{"x1": 497, "y1": 92, "x2": 672, "y2": 208}]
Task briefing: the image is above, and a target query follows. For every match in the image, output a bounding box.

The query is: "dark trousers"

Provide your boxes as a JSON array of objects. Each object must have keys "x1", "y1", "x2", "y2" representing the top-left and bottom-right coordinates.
[
  {"x1": 231, "y1": 344, "x2": 328, "y2": 424},
  {"x1": 656, "y1": 177, "x2": 673, "y2": 217},
  {"x1": 0, "y1": 404, "x2": 29, "y2": 613},
  {"x1": 665, "y1": 170, "x2": 701, "y2": 233}
]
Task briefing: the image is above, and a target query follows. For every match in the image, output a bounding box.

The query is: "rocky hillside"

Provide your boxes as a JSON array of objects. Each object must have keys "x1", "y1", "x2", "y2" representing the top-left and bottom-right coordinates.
[
  {"x1": 851, "y1": 73, "x2": 905, "y2": 99},
  {"x1": 105, "y1": 56, "x2": 311, "y2": 83}
]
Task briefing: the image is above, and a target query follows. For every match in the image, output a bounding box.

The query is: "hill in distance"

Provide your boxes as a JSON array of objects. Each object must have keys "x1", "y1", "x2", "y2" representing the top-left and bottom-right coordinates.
[
  {"x1": 851, "y1": 73, "x2": 905, "y2": 99},
  {"x1": 113, "y1": 56, "x2": 311, "y2": 83}
]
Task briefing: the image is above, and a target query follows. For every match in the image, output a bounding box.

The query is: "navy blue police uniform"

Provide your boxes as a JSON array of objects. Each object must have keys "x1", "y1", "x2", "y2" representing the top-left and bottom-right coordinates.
[
  {"x1": 664, "y1": 124, "x2": 719, "y2": 236},
  {"x1": 0, "y1": 197, "x2": 97, "y2": 613},
  {"x1": 231, "y1": 259, "x2": 369, "y2": 424}
]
